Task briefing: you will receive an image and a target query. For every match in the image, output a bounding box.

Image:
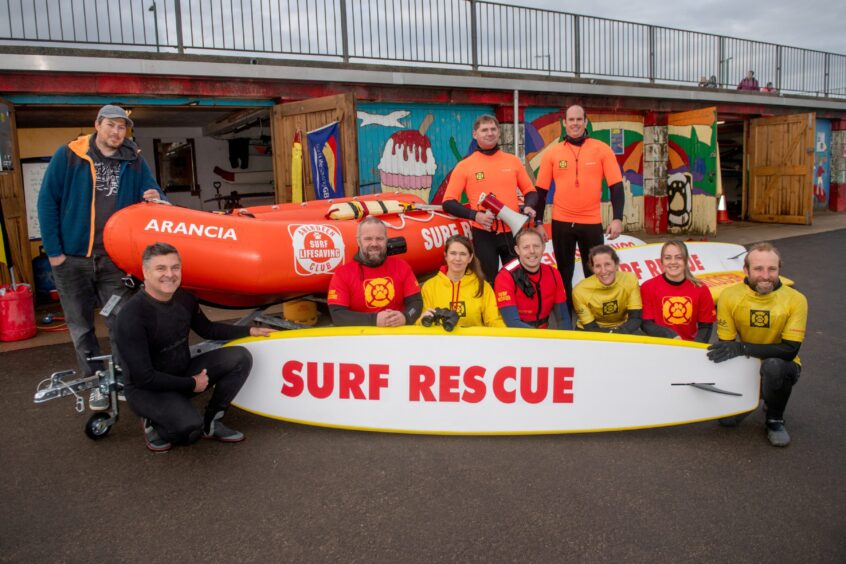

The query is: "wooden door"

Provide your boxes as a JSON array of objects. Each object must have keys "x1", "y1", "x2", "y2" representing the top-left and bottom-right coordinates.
[
  {"x1": 271, "y1": 93, "x2": 358, "y2": 203},
  {"x1": 747, "y1": 113, "x2": 815, "y2": 224},
  {"x1": 0, "y1": 98, "x2": 33, "y2": 286}
]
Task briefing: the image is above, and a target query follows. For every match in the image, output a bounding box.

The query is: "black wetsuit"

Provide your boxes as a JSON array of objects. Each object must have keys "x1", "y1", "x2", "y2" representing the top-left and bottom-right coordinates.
[{"x1": 115, "y1": 288, "x2": 253, "y2": 445}]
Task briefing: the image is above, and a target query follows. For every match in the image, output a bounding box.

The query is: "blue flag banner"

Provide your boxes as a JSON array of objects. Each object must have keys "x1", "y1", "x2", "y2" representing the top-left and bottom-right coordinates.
[{"x1": 307, "y1": 121, "x2": 344, "y2": 200}]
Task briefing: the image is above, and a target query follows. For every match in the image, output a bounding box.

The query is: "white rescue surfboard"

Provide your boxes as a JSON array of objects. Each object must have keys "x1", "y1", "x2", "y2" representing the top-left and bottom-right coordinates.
[{"x1": 231, "y1": 326, "x2": 760, "y2": 435}]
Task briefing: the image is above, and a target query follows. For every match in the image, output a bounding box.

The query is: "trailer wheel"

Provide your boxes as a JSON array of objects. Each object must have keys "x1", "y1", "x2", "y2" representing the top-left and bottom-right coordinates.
[{"x1": 85, "y1": 412, "x2": 112, "y2": 440}]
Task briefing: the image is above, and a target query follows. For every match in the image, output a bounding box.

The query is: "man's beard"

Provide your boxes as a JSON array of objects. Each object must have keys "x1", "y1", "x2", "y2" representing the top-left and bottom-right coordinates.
[
  {"x1": 750, "y1": 278, "x2": 775, "y2": 295},
  {"x1": 359, "y1": 247, "x2": 387, "y2": 267}
]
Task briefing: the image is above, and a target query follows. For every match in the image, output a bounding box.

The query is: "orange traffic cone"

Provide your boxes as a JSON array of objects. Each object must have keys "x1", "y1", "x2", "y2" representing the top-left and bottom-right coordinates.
[{"x1": 717, "y1": 194, "x2": 732, "y2": 224}]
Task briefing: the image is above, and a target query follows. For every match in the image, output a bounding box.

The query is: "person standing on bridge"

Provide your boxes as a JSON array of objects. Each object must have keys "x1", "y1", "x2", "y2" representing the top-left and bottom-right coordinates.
[
  {"x1": 441, "y1": 114, "x2": 539, "y2": 284},
  {"x1": 707, "y1": 243, "x2": 807, "y2": 447},
  {"x1": 737, "y1": 70, "x2": 760, "y2": 91},
  {"x1": 37, "y1": 104, "x2": 162, "y2": 411},
  {"x1": 534, "y1": 104, "x2": 625, "y2": 308}
]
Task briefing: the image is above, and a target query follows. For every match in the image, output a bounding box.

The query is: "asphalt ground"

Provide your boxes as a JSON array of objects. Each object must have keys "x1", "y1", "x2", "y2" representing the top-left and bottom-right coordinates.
[{"x1": 2, "y1": 230, "x2": 845, "y2": 563}]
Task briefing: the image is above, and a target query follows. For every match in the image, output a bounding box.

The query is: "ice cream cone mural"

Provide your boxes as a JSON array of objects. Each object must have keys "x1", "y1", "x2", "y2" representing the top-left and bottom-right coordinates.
[{"x1": 378, "y1": 114, "x2": 437, "y2": 202}]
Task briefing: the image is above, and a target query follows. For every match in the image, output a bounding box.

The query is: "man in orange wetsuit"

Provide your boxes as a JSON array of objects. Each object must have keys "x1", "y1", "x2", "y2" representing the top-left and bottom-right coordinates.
[
  {"x1": 442, "y1": 114, "x2": 539, "y2": 284},
  {"x1": 535, "y1": 105, "x2": 625, "y2": 307}
]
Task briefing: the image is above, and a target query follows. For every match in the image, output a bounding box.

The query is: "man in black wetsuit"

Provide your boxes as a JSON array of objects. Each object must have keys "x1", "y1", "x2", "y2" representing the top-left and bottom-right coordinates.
[{"x1": 114, "y1": 242, "x2": 272, "y2": 452}]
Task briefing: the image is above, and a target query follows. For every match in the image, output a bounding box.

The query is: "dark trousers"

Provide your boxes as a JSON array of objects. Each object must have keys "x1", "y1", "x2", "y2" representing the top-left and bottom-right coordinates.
[
  {"x1": 51, "y1": 254, "x2": 127, "y2": 375},
  {"x1": 126, "y1": 346, "x2": 253, "y2": 445},
  {"x1": 472, "y1": 227, "x2": 516, "y2": 285},
  {"x1": 551, "y1": 221, "x2": 604, "y2": 307},
  {"x1": 761, "y1": 358, "x2": 801, "y2": 420}
]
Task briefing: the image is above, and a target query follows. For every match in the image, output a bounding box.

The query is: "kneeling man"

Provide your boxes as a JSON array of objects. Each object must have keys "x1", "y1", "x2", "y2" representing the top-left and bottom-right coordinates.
[
  {"x1": 707, "y1": 242, "x2": 807, "y2": 447},
  {"x1": 115, "y1": 242, "x2": 272, "y2": 452}
]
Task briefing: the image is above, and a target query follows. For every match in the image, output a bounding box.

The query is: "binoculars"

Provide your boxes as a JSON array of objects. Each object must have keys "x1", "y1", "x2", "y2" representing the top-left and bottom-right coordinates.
[{"x1": 421, "y1": 307, "x2": 460, "y2": 332}]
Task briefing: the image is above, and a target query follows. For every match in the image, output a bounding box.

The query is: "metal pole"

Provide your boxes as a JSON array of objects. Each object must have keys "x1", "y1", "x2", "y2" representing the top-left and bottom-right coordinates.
[
  {"x1": 824, "y1": 52, "x2": 830, "y2": 97},
  {"x1": 340, "y1": 0, "x2": 349, "y2": 63},
  {"x1": 775, "y1": 45, "x2": 782, "y2": 92},
  {"x1": 513, "y1": 89, "x2": 519, "y2": 157},
  {"x1": 573, "y1": 15, "x2": 581, "y2": 78},
  {"x1": 648, "y1": 25, "x2": 655, "y2": 83},
  {"x1": 174, "y1": 0, "x2": 184, "y2": 54},
  {"x1": 148, "y1": 0, "x2": 160, "y2": 53},
  {"x1": 469, "y1": 0, "x2": 478, "y2": 70}
]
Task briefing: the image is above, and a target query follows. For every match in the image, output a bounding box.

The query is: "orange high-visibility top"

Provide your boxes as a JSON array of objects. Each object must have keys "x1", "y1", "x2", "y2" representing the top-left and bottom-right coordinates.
[
  {"x1": 443, "y1": 150, "x2": 535, "y2": 232},
  {"x1": 536, "y1": 139, "x2": 623, "y2": 224}
]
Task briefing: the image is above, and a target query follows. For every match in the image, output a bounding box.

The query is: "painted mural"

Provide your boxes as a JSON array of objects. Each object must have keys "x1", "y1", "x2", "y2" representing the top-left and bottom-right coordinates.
[
  {"x1": 357, "y1": 102, "x2": 494, "y2": 203},
  {"x1": 667, "y1": 107, "x2": 718, "y2": 235},
  {"x1": 813, "y1": 118, "x2": 832, "y2": 210},
  {"x1": 524, "y1": 109, "x2": 644, "y2": 231}
]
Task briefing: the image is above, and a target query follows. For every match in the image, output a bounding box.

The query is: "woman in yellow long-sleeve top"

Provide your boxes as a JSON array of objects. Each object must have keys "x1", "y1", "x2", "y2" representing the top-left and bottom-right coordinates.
[
  {"x1": 572, "y1": 245, "x2": 642, "y2": 334},
  {"x1": 419, "y1": 235, "x2": 505, "y2": 328}
]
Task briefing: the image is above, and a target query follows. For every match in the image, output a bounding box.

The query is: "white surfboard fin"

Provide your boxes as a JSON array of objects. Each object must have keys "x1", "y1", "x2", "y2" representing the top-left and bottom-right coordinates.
[{"x1": 672, "y1": 383, "x2": 742, "y2": 396}]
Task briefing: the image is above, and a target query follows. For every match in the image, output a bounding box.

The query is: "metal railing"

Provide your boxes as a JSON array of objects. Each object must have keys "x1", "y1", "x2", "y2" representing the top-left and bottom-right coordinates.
[{"x1": 1, "y1": 0, "x2": 843, "y2": 98}]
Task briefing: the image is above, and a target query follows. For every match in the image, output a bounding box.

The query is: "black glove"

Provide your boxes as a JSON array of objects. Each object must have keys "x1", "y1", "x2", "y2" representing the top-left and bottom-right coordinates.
[{"x1": 707, "y1": 341, "x2": 748, "y2": 363}]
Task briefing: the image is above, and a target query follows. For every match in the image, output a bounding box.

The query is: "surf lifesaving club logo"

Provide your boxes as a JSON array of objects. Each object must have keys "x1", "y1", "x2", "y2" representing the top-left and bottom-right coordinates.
[
  {"x1": 290, "y1": 224, "x2": 345, "y2": 275},
  {"x1": 364, "y1": 277, "x2": 395, "y2": 308}
]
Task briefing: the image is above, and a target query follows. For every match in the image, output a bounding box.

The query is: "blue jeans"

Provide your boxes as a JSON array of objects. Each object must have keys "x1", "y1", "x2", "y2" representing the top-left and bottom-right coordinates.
[{"x1": 51, "y1": 254, "x2": 127, "y2": 375}]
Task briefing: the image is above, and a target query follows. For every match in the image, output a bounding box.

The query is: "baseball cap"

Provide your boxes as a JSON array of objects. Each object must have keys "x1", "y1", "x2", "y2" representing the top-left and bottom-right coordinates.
[{"x1": 97, "y1": 105, "x2": 134, "y2": 127}]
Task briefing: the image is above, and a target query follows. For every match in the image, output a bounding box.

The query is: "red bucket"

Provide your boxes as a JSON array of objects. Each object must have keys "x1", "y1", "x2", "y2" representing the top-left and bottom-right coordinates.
[{"x1": 0, "y1": 284, "x2": 37, "y2": 342}]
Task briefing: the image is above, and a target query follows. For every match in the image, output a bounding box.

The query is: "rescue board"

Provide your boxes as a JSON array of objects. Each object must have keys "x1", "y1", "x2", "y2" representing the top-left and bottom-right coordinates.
[
  {"x1": 230, "y1": 326, "x2": 760, "y2": 434},
  {"x1": 570, "y1": 241, "x2": 793, "y2": 300},
  {"x1": 519, "y1": 239, "x2": 793, "y2": 300}
]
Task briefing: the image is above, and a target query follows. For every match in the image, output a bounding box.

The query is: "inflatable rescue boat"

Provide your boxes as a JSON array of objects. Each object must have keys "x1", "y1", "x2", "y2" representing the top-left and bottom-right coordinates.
[{"x1": 104, "y1": 193, "x2": 471, "y2": 307}]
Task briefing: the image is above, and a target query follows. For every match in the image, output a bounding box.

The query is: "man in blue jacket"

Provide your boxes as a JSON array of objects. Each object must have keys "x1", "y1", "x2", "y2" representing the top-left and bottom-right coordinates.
[{"x1": 37, "y1": 105, "x2": 162, "y2": 410}]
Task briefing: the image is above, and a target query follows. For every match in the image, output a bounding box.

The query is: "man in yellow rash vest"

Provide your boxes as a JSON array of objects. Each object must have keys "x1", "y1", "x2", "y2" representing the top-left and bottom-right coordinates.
[{"x1": 707, "y1": 242, "x2": 808, "y2": 447}]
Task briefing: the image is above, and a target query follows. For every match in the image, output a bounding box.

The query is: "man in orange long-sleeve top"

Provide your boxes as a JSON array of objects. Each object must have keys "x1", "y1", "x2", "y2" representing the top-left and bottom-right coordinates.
[
  {"x1": 442, "y1": 114, "x2": 539, "y2": 283},
  {"x1": 535, "y1": 105, "x2": 625, "y2": 307}
]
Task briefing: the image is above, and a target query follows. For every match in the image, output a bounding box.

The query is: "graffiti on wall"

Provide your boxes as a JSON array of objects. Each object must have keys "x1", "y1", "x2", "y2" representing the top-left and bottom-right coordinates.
[
  {"x1": 525, "y1": 109, "x2": 644, "y2": 231},
  {"x1": 357, "y1": 103, "x2": 493, "y2": 203},
  {"x1": 667, "y1": 108, "x2": 718, "y2": 235},
  {"x1": 814, "y1": 118, "x2": 832, "y2": 210}
]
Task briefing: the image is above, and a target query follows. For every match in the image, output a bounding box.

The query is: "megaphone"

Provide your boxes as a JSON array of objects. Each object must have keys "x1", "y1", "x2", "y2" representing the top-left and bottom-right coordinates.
[{"x1": 478, "y1": 192, "x2": 529, "y2": 233}]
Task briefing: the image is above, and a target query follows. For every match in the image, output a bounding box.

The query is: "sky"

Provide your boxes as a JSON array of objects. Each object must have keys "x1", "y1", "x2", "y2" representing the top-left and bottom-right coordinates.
[{"x1": 507, "y1": 0, "x2": 846, "y2": 55}]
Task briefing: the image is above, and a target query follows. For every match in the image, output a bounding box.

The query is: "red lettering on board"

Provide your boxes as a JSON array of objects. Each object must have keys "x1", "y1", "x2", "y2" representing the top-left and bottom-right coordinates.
[
  {"x1": 461, "y1": 365, "x2": 487, "y2": 403},
  {"x1": 552, "y1": 367, "x2": 574, "y2": 403},
  {"x1": 339, "y1": 363, "x2": 366, "y2": 400},
  {"x1": 368, "y1": 364, "x2": 390, "y2": 400},
  {"x1": 520, "y1": 366, "x2": 549, "y2": 404},
  {"x1": 307, "y1": 362, "x2": 333, "y2": 399},
  {"x1": 409, "y1": 365, "x2": 436, "y2": 401},
  {"x1": 645, "y1": 259, "x2": 662, "y2": 278},
  {"x1": 492, "y1": 366, "x2": 517, "y2": 403},
  {"x1": 439, "y1": 365, "x2": 461, "y2": 402},
  {"x1": 281, "y1": 360, "x2": 304, "y2": 397},
  {"x1": 619, "y1": 262, "x2": 644, "y2": 280}
]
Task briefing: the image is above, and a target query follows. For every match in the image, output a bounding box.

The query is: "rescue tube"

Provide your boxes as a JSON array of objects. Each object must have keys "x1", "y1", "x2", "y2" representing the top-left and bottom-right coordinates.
[{"x1": 104, "y1": 193, "x2": 472, "y2": 307}]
